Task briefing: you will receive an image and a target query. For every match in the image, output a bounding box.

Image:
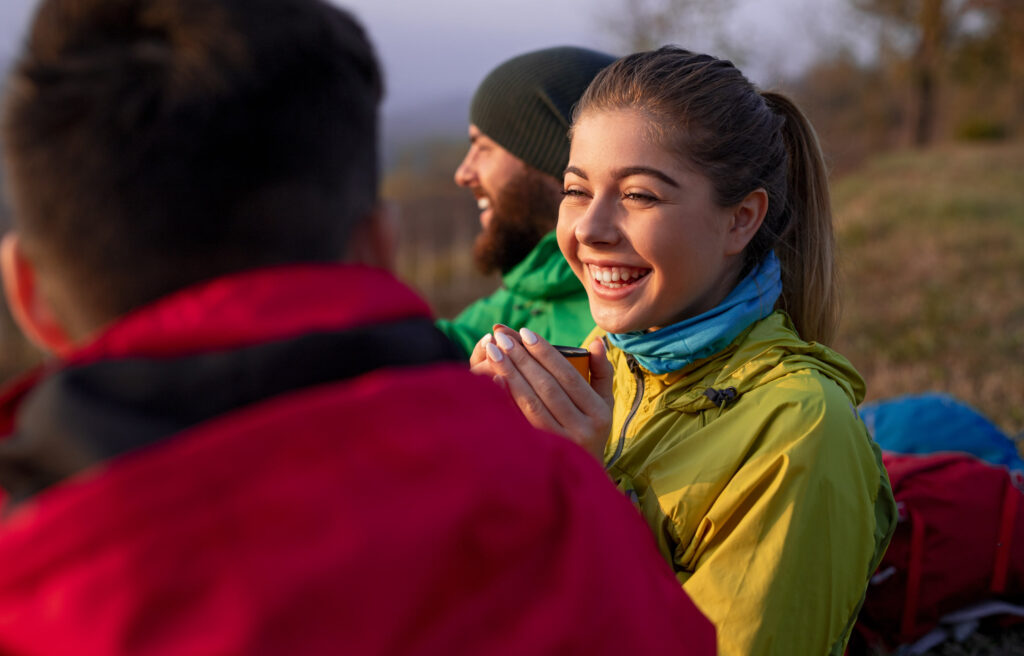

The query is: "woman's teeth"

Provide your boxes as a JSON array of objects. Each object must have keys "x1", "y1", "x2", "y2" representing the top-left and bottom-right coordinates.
[
  {"x1": 477, "y1": 197, "x2": 490, "y2": 211},
  {"x1": 589, "y1": 265, "x2": 650, "y2": 288}
]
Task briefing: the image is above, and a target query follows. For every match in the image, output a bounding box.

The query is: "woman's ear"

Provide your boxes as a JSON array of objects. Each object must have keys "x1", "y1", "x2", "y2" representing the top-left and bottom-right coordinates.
[
  {"x1": 724, "y1": 188, "x2": 769, "y2": 256},
  {"x1": 0, "y1": 233, "x2": 75, "y2": 356},
  {"x1": 344, "y1": 201, "x2": 398, "y2": 270}
]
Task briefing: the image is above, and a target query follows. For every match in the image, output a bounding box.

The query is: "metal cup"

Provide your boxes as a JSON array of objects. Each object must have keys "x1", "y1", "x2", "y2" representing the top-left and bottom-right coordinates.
[{"x1": 554, "y1": 345, "x2": 590, "y2": 381}]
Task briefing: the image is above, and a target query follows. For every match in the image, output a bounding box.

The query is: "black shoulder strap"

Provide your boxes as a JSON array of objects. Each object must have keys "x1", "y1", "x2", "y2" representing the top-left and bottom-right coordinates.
[{"x1": 0, "y1": 317, "x2": 463, "y2": 503}]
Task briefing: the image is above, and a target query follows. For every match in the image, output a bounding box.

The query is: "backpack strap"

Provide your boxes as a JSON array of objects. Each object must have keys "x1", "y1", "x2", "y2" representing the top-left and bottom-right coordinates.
[
  {"x1": 901, "y1": 506, "x2": 927, "y2": 640},
  {"x1": 991, "y1": 473, "x2": 1022, "y2": 595}
]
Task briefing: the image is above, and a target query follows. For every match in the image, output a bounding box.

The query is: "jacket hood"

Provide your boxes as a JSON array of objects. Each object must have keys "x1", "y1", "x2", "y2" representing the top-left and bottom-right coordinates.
[
  {"x1": 660, "y1": 312, "x2": 867, "y2": 414},
  {"x1": 0, "y1": 265, "x2": 460, "y2": 505},
  {"x1": 501, "y1": 231, "x2": 583, "y2": 299}
]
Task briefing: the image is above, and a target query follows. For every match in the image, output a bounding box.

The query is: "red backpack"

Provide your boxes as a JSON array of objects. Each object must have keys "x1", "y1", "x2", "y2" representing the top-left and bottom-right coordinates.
[{"x1": 853, "y1": 452, "x2": 1024, "y2": 651}]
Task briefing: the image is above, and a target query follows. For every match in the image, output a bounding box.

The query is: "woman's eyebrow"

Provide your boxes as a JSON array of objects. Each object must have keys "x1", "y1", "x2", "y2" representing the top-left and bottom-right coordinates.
[
  {"x1": 612, "y1": 166, "x2": 680, "y2": 188},
  {"x1": 564, "y1": 165, "x2": 681, "y2": 189}
]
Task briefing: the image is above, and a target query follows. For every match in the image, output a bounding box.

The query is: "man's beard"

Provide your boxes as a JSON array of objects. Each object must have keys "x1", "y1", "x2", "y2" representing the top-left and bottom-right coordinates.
[{"x1": 473, "y1": 169, "x2": 561, "y2": 276}]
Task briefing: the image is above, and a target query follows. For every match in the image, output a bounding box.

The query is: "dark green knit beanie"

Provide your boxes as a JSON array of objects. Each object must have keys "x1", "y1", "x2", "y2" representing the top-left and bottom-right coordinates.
[{"x1": 469, "y1": 46, "x2": 617, "y2": 180}]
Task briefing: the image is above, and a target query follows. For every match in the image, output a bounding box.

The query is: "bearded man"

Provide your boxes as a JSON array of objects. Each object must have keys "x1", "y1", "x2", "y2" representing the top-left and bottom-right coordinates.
[{"x1": 437, "y1": 46, "x2": 615, "y2": 357}]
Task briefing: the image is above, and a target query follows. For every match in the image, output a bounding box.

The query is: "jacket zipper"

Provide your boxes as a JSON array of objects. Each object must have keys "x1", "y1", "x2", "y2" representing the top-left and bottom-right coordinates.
[{"x1": 606, "y1": 353, "x2": 645, "y2": 470}]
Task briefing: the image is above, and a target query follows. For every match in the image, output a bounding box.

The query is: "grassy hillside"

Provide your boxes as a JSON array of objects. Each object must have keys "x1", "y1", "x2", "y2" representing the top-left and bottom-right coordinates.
[
  {"x1": 832, "y1": 140, "x2": 1024, "y2": 438},
  {"x1": 834, "y1": 143, "x2": 1018, "y2": 656}
]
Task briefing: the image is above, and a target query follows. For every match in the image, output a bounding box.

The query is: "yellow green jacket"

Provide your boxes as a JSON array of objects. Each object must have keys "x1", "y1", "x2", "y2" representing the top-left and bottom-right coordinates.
[{"x1": 598, "y1": 312, "x2": 897, "y2": 656}]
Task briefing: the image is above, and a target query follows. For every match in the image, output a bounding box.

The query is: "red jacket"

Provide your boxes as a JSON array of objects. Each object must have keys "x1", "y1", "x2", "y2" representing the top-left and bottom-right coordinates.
[{"x1": 0, "y1": 265, "x2": 715, "y2": 655}]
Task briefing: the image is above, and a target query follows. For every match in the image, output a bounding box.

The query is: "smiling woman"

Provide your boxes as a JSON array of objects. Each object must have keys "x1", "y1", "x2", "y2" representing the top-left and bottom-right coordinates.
[
  {"x1": 471, "y1": 46, "x2": 899, "y2": 656},
  {"x1": 560, "y1": 108, "x2": 762, "y2": 334}
]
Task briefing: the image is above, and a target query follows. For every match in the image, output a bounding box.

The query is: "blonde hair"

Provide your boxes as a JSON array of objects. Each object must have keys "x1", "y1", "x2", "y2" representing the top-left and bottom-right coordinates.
[{"x1": 575, "y1": 47, "x2": 840, "y2": 343}]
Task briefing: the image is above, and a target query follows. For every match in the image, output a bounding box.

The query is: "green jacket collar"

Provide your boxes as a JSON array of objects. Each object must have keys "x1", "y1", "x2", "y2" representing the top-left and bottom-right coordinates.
[{"x1": 501, "y1": 231, "x2": 582, "y2": 300}]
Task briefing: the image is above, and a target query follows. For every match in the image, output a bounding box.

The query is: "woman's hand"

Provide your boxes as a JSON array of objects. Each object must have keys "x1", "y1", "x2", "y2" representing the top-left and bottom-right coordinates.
[{"x1": 469, "y1": 325, "x2": 614, "y2": 460}]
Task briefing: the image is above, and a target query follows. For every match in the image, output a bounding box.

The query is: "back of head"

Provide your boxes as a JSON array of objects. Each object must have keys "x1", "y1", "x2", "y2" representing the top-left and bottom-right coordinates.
[
  {"x1": 576, "y1": 47, "x2": 840, "y2": 344},
  {"x1": 470, "y1": 46, "x2": 615, "y2": 180},
  {"x1": 2, "y1": 0, "x2": 383, "y2": 327}
]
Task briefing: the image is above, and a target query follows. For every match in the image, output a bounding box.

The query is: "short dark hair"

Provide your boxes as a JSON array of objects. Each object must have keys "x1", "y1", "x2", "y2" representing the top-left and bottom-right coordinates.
[{"x1": 2, "y1": 0, "x2": 383, "y2": 322}]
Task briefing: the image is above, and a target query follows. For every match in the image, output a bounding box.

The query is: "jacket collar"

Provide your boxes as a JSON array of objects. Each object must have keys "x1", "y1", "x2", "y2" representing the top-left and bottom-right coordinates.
[
  {"x1": 501, "y1": 231, "x2": 583, "y2": 300},
  {"x1": 607, "y1": 312, "x2": 867, "y2": 414},
  {"x1": 0, "y1": 264, "x2": 458, "y2": 503},
  {"x1": 0, "y1": 264, "x2": 433, "y2": 433},
  {"x1": 668, "y1": 312, "x2": 866, "y2": 412}
]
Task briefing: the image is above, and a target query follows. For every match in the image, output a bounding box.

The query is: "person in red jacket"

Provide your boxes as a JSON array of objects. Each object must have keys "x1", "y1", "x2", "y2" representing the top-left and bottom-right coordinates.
[{"x1": 0, "y1": 0, "x2": 716, "y2": 654}]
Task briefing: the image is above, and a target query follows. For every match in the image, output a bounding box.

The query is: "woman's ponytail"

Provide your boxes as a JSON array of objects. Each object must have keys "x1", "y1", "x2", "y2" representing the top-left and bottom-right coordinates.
[{"x1": 761, "y1": 91, "x2": 840, "y2": 345}]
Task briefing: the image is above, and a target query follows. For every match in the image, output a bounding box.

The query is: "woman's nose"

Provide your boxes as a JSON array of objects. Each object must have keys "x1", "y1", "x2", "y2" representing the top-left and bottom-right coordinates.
[{"x1": 574, "y1": 197, "x2": 620, "y2": 246}]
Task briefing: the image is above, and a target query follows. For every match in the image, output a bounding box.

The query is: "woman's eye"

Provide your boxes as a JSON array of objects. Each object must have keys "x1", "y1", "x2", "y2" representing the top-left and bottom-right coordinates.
[
  {"x1": 561, "y1": 188, "x2": 588, "y2": 198},
  {"x1": 624, "y1": 192, "x2": 658, "y2": 204}
]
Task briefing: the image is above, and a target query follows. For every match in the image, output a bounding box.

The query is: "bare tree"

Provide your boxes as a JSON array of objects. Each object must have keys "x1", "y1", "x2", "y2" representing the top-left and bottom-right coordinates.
[
  {"x1": 968, "y1": 0, "x2": 1024, "y2": 124},
  {"x1": 851, "y1": 0, "x2": 989, "y2": 146}
]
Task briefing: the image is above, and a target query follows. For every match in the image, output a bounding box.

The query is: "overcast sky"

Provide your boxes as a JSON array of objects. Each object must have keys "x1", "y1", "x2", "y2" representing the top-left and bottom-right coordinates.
[
  {"x1": 0, "y1": 0, "x2": 867, "y2": 118},
  {"x1": 342, "y1": 0, "x2": 865, "y2": 115}
]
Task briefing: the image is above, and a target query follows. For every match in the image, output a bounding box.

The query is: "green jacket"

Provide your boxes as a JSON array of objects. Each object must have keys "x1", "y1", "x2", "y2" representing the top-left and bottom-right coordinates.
[
  {"x1": 437, "y1": 231, "x2": 594, "y2": 357},
  {"x1": 598, "y1": 311, "x2": 897, "y2": 656}
]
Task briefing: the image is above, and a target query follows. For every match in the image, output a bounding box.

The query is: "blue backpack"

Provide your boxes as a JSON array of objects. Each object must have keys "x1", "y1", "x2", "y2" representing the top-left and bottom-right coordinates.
[{"x1": 859, "y1": 393, "x2": 1023, "y2": 470}]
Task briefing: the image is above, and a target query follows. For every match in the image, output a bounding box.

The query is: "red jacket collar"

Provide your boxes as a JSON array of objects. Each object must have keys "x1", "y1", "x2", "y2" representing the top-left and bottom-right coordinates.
[{"x1": 0, "y1": 264, "x2": 433, "y2": 432}]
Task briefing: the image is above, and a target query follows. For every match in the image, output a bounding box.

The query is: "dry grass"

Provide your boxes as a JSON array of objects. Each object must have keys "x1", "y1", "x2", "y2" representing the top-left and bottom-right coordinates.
[{"x1": 832, "y1": 140, "x2": 1024, "y2": 438}]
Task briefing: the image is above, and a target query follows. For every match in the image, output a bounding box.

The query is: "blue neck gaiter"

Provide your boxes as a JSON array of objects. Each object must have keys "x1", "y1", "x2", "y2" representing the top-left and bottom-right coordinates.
[{"x1": 607, "y1": 252, "x2": 782, "y2": 374}]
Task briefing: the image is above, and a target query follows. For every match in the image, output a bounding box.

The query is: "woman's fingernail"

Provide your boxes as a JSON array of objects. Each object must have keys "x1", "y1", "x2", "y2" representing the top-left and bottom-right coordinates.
[
  {"x1": 520, "y1": 327, "x2": 538, "y2": 345},
  {"x1": 478, "y1": 333, "x2": 494, "y2": 347},
  {"x1": 485, "y1": 342, "x2": 504, "y2": 362},
  {"x1": 494, "y1": 332, "x2": 515, "y2": 351}
]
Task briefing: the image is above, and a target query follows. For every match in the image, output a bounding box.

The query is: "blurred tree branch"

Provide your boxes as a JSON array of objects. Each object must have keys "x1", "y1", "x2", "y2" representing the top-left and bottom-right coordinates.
[
  {"x1": 851, "y1": 0, "x2": 962, "y2": 145},
  {"x1": 967, "y1": 0, "x2": 1024, "y2": 120},
  {"x1": 598, "y1": 0, "x2": 741, "y2": 62}
]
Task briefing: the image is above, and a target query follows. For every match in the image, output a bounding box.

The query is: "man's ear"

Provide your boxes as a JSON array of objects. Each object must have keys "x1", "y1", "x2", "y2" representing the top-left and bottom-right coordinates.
[
  {"x1": 0, "y1": 233, "x2": 75, "y2": 356},
  {"x1": 724, "y1": 188, "x2": 769, "y2": 256},
  {"x1": 344, "y1": 202, "x2": 398, "y2": 270}
]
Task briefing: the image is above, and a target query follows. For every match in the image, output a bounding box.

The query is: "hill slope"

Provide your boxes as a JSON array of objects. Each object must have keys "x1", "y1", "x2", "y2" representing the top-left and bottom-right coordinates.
[{"x1": 832, "y1": 140, "x2": 1024, "y2": 436}]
